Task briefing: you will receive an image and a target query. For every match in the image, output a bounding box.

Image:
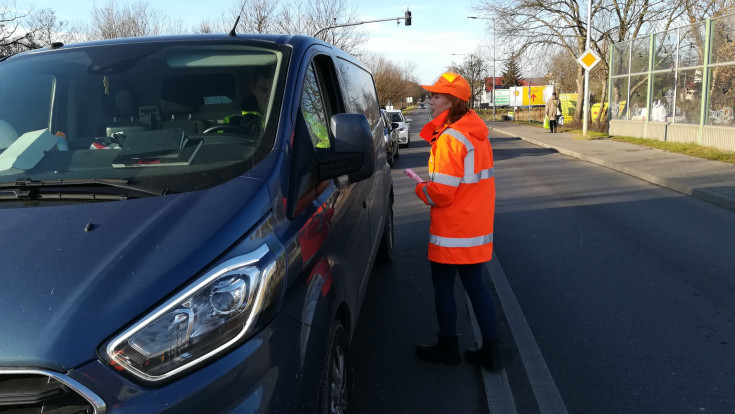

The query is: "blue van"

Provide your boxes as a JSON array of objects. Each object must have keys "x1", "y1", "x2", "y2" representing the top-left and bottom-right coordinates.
[{"x1": 0, "y1": 33, "x2": 393, "y2": 413}]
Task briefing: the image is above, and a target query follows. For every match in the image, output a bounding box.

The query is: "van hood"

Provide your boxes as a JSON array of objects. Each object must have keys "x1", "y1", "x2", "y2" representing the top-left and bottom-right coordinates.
[{"x1": 0, "y1": 176, "x2": 273, "y2": 372}]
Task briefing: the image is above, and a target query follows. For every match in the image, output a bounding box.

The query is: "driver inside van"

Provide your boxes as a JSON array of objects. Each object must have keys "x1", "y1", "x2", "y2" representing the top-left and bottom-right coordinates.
[{"x1": 224, "y1": 66, "x2": 274, "y2": 137}]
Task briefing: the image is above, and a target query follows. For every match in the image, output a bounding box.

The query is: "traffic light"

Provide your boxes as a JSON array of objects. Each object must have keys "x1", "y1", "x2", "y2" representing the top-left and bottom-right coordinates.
[{"x1": 405, "y1": 10, "x2": 412, "y2": 26}]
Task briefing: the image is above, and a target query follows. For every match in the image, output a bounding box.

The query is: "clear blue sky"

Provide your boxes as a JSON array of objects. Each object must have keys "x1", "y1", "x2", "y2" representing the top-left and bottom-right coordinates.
[{"x1": 25, "y1": 0, "x2": 493, "y2": 84}]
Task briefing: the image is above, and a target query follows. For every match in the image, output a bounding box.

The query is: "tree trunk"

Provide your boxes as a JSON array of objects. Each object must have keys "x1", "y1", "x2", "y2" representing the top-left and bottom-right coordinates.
[
  {"x1": 574, "y1": 62, "x2": 585, "y2": 121},
  {"x1": 596, "y1": 74, "x2": 608, "y2": 123}
]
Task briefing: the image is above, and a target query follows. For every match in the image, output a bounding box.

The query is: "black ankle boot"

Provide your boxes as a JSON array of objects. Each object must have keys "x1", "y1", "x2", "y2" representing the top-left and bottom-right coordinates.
[
  {"x1": 415, "y1": 335, "x2": 460, "y2": 365},
  {"x1": 464, "y1": 339, "x2": 502, "y2": 371}
]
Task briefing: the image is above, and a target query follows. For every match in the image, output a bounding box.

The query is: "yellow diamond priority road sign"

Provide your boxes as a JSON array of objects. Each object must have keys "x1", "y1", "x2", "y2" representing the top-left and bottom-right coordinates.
[{"x1": 577, "y1": 49, "x2": 601, "y2": 71}]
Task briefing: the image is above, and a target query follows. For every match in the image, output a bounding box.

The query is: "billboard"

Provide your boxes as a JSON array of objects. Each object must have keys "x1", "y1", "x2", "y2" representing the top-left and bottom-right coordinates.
[
  {"x1": 559, "y1": 93, "x2": 578, "y2": 124},
  {"x1": 494, "y1": 89, "x2": 510, "y2": 106},
  {"x1": 509, "y1": 86, "x2": 553, "y2": 106}
]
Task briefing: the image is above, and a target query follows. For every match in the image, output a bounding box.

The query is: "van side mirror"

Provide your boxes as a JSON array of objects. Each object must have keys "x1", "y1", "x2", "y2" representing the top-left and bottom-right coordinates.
[
  {"x1": 317, "y1": 113, "x2": 375, "y2": 183},
  {"x1": 391, "y1": 122, "x2": 400, "y2": 129}
]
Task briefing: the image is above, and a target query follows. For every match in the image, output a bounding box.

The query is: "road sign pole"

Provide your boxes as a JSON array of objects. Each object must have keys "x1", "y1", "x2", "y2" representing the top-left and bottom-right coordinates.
[
  {"x1": 583, "y1": 71, "x2": 590, "y2": 135},
  {"x1": 583, "y1": 0, "x2": 591, "y2": 136}
]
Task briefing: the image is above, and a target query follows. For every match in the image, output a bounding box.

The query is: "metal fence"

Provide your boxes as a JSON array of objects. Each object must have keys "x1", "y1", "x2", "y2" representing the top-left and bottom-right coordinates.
[{"x1": 608, "y1": 13, "x2": 735, "y2": 151}]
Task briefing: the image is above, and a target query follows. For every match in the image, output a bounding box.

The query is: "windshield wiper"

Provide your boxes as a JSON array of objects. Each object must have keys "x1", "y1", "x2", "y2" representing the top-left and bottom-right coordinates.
[{"x1": 0, "y1": 177, "x2": 166, "y2": 200}]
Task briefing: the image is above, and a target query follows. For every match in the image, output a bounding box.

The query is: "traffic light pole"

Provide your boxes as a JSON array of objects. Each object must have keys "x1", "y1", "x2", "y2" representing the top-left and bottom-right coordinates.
[{"x1": 313, "y1": 10, "x2": 411, "y2": 37}]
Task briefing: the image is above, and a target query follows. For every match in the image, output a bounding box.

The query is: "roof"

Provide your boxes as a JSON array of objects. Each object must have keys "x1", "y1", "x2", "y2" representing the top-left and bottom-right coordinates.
[{"x1": 15, "y1": 33, "x2": 331, "y2": 60}]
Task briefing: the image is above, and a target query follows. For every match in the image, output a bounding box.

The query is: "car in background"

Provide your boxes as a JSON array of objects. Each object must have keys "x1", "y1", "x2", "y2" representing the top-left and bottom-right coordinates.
[
  {"x1": 386, "y1": 109, "x2": 411, "y2": 147},
  {"x1": 0, "y1": 32, "x2": 394, "y2": 413},
  {"x1": 381, "y1": 109, "x2": 399, "y2": 167},
  {"x1": 418, "y1": 103, "x2": 425, "y2": 109}
]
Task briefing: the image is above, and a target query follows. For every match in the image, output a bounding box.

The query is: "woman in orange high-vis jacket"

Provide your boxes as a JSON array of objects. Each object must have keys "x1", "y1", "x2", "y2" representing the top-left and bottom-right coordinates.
[{"x1": 414, "y1": 73, "x2": 502, "y2": 371}]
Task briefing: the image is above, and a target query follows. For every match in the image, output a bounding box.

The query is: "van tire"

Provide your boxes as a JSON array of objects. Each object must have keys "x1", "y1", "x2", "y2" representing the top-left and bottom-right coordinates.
[
  {"x1": 376, "y1": 202, "x2": 394, "y2": 263},
  {"x1": 317, "y1": 320, "x2": 350, "y2": 414}
]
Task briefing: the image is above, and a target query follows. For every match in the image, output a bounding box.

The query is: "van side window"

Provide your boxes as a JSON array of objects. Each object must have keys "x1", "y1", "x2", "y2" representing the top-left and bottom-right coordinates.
[
  {"x1": 300, "y1": 64, "x2": 330, "y2": 149},
  {"x1": 336, "y1": 58, "x2": 380, "y2": 130}
]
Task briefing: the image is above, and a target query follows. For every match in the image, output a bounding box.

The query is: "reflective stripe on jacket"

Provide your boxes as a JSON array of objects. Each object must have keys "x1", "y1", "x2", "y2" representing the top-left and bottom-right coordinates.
[{"x1": 415, "y1": 109, "x2": 495, "y2": 264}]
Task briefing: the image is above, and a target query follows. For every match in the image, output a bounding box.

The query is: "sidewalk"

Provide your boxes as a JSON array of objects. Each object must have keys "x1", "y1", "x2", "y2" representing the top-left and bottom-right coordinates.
[{"x1": 488, "y1": 121, "x2": 735, "y2": 213}]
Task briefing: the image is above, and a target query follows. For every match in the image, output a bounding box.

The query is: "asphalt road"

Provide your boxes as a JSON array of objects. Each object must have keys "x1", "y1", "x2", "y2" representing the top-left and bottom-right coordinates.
[
  {"x1": 491, "y1": 131, "x2": 735, "y2": 413},
  {"x1": 350, "y1": 108, "x2": 735, "y2": 413},
  {"x1": 348, "y1": 108, "x2": 495, "y2": 413}
]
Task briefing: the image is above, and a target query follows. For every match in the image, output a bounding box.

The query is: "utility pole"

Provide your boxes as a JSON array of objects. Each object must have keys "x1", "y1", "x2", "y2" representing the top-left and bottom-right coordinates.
[
  {"x1": 467, "y1": 16, "x2": 496, "y2": 121},
  {"x1": 492, "y1": 19, "x2": 496, "y2": 122},
  {"x1": 583, "y1": 0, "x2": 592, "y2": 136}
]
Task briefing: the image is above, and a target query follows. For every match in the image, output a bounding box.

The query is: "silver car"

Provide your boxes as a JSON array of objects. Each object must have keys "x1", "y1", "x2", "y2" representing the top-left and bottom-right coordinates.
[
  {"x1": 381, "y1": 109, "x2": 399, "y2": 166},
  {"x1": 385, "y1": 109, "x2": 411, "y2": 147}
]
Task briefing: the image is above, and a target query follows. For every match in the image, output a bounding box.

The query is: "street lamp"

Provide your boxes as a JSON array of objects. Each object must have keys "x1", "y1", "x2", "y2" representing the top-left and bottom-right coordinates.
[{"x1": 468, "y1": 16, "x2": 496, "y2": 121}]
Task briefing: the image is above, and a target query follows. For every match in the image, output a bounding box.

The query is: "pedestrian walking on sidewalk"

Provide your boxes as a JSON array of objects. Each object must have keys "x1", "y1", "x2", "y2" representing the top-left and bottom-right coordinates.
[
  {"x1": 413, "y1": 72, "x2": 502, "y2": 371},
  {"x1": 546, "y1": 92, "x2": 561, "y2": 133}
]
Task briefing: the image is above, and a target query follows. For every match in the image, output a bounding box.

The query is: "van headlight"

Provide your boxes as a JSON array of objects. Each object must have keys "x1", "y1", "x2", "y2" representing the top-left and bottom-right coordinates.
[{"x1": 103, "y1": 245, "x2": 283, "y2": 383}]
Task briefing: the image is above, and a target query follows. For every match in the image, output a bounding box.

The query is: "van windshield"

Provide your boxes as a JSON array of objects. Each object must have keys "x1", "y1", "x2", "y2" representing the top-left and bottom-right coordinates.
[
  {"x1": 0, "y1": 41, "x2": 283, "y2": 198},
  {"x1": 389, "y1": 112, "x2": 403, "y2": 122}
]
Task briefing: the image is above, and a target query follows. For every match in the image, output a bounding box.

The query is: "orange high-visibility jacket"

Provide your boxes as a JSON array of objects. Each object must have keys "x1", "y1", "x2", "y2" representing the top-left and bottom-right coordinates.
[{"x1": 415, "y1": 109, "x2": 495, "y2": 264}]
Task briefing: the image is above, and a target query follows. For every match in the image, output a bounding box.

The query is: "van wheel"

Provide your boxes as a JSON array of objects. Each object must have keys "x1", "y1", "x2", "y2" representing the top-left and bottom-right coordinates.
[
  {"x1": 376, "y1": 202, "x2": 394, "y2": 263},
  {"x1": 317, "y1": 321, "x2": 350, "y2": 414}
]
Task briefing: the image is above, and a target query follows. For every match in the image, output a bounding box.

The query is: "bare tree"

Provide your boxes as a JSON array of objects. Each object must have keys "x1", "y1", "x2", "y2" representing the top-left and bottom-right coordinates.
[
  {"x1": 84, "y1": 0, "x2": 185, "y2": 40},
  {"x1": 452, "y1": 53, "x2": 487, "y2": 109},
  {"x1": 22, "y1": 8, "x2": 67, "y2": 47},
  {"x1": 198, "y1": 0, "x2": 368, "y2": 55},
  {"x1": 1, "y1": 1, "x2": 36, "y2": 55},
  {"x1": 545, "y1": 51, "x2": 577, "y2": 93},
  {"x1": 363, "y1": 53, "x2": 417, "y2": 108},
  {"x1": 219, "y1": 0, "x2": 281, "y2": 34},
  {"x1": 279, "y1": 0, "x2": 368, "y2": 55},
  {"x1": 196, "y1": 19, "x2": 218, "y2": 34}
]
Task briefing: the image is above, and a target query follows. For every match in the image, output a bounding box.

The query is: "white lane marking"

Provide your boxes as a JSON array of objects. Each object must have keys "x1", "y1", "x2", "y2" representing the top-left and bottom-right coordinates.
[{"x1": 482, "y1": 256, "x2": 569, "y2": 414}]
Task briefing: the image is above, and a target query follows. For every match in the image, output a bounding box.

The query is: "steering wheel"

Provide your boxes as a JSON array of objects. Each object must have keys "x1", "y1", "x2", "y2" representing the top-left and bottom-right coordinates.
[
  {"x1": 202, "y1": 124, "x2": 259, "y2": 144},
  {"x1": 203, "y1": 124, "x2": 251, "y2": 134}
]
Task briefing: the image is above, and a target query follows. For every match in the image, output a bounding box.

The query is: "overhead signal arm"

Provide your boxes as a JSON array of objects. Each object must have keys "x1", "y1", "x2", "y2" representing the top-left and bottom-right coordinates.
[{"x1": 313, "y1": 8, "x2": 412, "y2": 37}]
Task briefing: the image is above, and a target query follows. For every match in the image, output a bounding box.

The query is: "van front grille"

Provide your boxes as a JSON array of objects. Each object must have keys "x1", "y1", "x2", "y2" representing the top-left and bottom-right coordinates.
[{"x1": 0, "y1": 370, "x2": 105, "y2": 414}]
